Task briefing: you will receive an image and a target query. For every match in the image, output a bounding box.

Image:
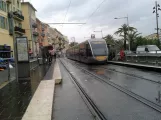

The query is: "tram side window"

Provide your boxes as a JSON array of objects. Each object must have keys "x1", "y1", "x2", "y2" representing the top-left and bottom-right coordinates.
[{"x1": 79, "y1": 43, "x2": 85, "y2": 56}]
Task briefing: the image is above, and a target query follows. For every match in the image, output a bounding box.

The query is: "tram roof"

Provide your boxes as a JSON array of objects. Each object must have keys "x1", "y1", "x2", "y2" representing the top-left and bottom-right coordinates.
[{"x1": 68, "y1": 38, "x2": 106, "y2": 50}]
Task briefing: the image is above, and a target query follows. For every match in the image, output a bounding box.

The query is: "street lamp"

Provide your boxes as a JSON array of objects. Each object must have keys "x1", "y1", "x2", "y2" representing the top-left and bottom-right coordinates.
[
  {"x1": 94, "y1": 30, "x2": 103, "y2": 38},
  {"x1": 153, "y1": 1, "x2": 161, "y2": 45},
  {"x1": 114, "y1": 15, "x2": 130, "y2": 50}
]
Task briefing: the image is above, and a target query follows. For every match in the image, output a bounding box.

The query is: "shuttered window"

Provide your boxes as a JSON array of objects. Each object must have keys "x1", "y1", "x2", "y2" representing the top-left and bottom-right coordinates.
[
  {"x1": 0, "y1": 1, "x2": 6, "y2": 12},
  {"x1": 0, "y1": 16, "x2": 8, "y2": 30}
]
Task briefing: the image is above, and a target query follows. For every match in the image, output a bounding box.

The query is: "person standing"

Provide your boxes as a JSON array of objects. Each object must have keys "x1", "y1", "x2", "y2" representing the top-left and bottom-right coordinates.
[{"x1": 120, "y1": 49, "x2": 125, "y2": 61}]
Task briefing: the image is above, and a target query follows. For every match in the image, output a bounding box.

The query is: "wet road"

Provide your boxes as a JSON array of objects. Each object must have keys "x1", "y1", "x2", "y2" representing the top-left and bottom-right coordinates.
[
  {"x1": 68, "y1": 59, "x2": 161, "y2": 105},
  {"x1": 62, "y1": 58, "x2": 161, "y2": 119},
  {"x1": 0, "y1": 64, "x2": 50, "y2": 120}
]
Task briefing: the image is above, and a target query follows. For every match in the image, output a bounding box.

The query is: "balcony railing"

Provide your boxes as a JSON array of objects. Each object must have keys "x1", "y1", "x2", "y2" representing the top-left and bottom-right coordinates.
[
  {"x1": 42, "y1": 27, "x2": 45, "y2": 31},
  {"x1": 32, "y1": 23, "x2": 37, "y2": 28},
  {"x1": 6, "y1": 0, "x2": 12, "y2": 4},
  {"x1": 13, "y1": 11, "x2": 24, "y2": 21},
  {"x1": 33, "y1": 31, "x2": 39, "y2": 36},
  {"x1": 41, "y1": 33, "x2": 45, "y2": 37},
  {"x1": 14, "y1": 26, "x2": 25, "y2": 35}
]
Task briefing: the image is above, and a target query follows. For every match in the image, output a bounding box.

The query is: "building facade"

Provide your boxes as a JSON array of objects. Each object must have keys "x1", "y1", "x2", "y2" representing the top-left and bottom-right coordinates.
[
  {"x1": 0, "y1": 0, "x2": 25, "y2": 58},
  {"x1": 21, "y1": 2, "x2": 38, "y2": 56},
  {"x1": 145, "y1": 33, "x2": 157, "y2": 40}
]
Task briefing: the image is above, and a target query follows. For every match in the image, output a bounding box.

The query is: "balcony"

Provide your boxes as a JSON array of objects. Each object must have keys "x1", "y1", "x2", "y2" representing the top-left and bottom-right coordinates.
[
  {"x1": 6, "y1": 0, "x2": 12, "y2": 4},
  {"x1": 42, "y1": 27, "x2": 45, "y2": 31},
  {"x1": 41, "y1": 33, "x2": 45, "y2": 37},
  {"x1": 33, "y1": 31, "x2": 39, "y2": 36},
  {"x1": 32, "y1": 23, "x2": 37, "y2": 28},
  {"x1": 14, "y1": 26, "x2": 25, "y2": 35},
  {"x1": 13, "y1": 11, "x2": 24, "y2": 21}
]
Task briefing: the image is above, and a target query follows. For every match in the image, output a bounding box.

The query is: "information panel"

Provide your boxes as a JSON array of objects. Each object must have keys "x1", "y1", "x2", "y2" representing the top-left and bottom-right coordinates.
[{"x1": 16, "y1": 37, "x2": 29, "y2": 62}]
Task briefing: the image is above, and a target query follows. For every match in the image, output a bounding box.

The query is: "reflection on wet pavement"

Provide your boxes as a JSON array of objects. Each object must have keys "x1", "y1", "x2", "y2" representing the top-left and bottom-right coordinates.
[
  {"x1": 63, "y1": 59, "x2": 161, "y2": 120},
  {"x1": 0, "y1": 64, "x2": 49, "y2": 120},
  {"x1": 68, "y1": 59, "x2": 161, "y2": 105}
]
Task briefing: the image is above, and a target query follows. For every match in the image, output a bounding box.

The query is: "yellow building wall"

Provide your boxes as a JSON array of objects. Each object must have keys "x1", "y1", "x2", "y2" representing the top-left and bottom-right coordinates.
[
  {"x1": 0, "y1": 9, "x2": 13, "y2": 50},
  {"x1": 43, "y1": 40, "x2": 49, "y2": 46},
  {"x1": 21, "y1": 4, "x2": 32, "y2": 49},
  {"x1": 0, "y1": 29, "x2": 13, "y2": 50}
]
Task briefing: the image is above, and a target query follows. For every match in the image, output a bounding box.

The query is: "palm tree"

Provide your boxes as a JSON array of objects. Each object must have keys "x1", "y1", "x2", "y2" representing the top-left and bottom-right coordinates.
[
  {"x1": 128, "y1": 31, "x2": 141, "y2": 50},
  {"x1": 104, "y1": 34, "x2": 115, "y2": 45},
  {"x1": 115, "y1": 24, "x2": 136, "y2": 50}
]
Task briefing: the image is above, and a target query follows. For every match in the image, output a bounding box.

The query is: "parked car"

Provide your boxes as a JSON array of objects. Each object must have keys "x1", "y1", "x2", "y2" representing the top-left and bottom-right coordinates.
[{"x1": 136, "y1": 45, "x2": 161, "y2": 54}]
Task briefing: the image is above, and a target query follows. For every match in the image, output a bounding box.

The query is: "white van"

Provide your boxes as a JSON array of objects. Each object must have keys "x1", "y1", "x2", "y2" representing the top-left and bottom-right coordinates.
[{"x1": 136, "y1": 45, "x2": 161, "y2": 54}]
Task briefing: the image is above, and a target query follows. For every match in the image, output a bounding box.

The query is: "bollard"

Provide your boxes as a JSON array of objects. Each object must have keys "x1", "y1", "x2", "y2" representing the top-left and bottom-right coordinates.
[{"x1": 8, "y1": 60, "x2": 10, "y2": 81}]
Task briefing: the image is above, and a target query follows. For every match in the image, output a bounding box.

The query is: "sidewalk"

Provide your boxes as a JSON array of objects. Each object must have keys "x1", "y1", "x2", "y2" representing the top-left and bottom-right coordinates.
[
  {"x1": 21, "y1": 59, "x2": 93, "y2": 120},
  {"x1": 0, "y1": 67, "x2": 15, "y2": 85},
  {"x1": 0, "y1": 64, "x2": 50, "y2": 120}
]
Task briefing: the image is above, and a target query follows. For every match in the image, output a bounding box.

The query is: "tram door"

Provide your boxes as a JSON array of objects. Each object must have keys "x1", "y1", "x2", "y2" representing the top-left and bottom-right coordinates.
[{"x1": 86, "y1": 43, "x2": 92, "y2": 58}]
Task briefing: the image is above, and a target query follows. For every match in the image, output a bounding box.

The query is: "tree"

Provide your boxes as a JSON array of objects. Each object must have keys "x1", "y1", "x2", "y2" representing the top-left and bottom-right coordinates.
[
  {"x1": 128, "y1": 31, "x2": 141, "y2": 50},
  {"x1": 69, "y1": 42, "x2": 78, "y2": 47},
  {"x1": 104, "y1": 34, "x2": 115, "y2": 45},
  {"x1": 115, "y1": 24, "x2": 136, "y2": 50},
  {"x1": 104, "y1": 34, "x2": 124, "y2": 50}
]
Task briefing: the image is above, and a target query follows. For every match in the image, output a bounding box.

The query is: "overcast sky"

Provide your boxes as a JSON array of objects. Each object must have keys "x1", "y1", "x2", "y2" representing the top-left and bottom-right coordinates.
[{"x1": 25, "y1": 0, "x2": 160, "y2": 43}]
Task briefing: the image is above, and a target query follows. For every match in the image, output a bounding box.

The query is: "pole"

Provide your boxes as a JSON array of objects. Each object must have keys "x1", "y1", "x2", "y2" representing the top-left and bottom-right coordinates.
[
  {"x1": 101, "y1": 30, "x2": 103, "y2": 38},
  {"x1": 11, "y1": 16, "x2": 18, "y2": 82},
  {"x1": 127, "y1": 14, "x2": 130, "y2": 51},
  {"x1": 155, "y1": 1, "x2": 160, "y2": 45}
]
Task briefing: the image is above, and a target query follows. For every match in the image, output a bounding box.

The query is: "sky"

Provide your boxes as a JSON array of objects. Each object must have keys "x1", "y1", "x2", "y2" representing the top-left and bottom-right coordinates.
[{"x1": 24, "y1": 0, "x2": 160, "y2": 43}]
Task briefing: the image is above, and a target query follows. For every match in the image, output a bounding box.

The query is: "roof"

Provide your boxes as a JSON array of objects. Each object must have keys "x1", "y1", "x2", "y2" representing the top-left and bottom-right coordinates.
[
  {"x1": 55, "y1": 28, "x2": 63, "y2": 36},
  {"x1": 22, "y1": 2, "x2": 37, "y2": 11},
  {"x1": 145, "y1": 33, "x2": 157, "y2": 37},
  {"x1": 88, "y1": 38, "x2": 105, "y2": 42}
]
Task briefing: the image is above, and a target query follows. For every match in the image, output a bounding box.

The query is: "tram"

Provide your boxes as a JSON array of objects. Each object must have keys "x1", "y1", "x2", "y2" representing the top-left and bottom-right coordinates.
[{"x1": 66, "y1": 38, "x2": 109, "y2": 64}]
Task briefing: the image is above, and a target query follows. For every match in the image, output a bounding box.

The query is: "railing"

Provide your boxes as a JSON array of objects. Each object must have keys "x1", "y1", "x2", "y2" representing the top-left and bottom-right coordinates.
[
  {"x1": 13, "y1": 11, "x2": 24, "y2": 21},
  {"x1": 33, "y1": 31, "x2": 39, "y2": 36},
  {"x1": 113, "y1": 50, "x2": 161, "y2": 66},
  {"x1": 14, "y1": 26, "x2": 25, "y2": 34},
  {"x1": 30, "y1": 59, "x2": 39, "y2": 70}
]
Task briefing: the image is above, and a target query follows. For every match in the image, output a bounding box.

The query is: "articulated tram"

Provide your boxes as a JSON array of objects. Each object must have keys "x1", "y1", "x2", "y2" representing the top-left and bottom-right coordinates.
[{"x1": 66, "y1": 38, "x2": 109, "y2": 64}]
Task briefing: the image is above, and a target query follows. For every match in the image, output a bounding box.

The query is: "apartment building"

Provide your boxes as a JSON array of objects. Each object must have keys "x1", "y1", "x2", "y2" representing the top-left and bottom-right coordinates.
[
  {"x1": 0, "y1": 0, "x2": 25, "y2": 58},
  {"x1": 21, "y1": 2, "x2": 38, "y2": 56}
]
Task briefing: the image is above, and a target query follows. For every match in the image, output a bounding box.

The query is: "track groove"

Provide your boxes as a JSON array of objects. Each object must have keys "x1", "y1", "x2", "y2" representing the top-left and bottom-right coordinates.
[
  {"x1": 59, "y1": 59, "x2": 108, "y2": 120},
  {"x1": 66, "y1": 59, "x2": 161, "y2": 113}
]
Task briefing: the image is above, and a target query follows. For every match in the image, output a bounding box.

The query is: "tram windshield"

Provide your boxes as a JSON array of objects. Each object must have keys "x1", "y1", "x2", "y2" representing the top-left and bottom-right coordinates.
[{"x1": 90, "y1": 41, "x2": 108, "y2": 56}]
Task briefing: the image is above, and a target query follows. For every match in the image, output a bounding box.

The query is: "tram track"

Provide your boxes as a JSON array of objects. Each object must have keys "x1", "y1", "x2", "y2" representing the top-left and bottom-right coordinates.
[
  {"x1": 101, "y1": 67, "x2": 161, "y2": 84},
  {"x1": 65, "y1": 59, "x2": 161, "y2": 113},
  {"x1": 70, "y1": 60, "x2": 161, "y2": 84},
  {"x1": 59, "y1": 59, "x2": 108, "y2": 120}
]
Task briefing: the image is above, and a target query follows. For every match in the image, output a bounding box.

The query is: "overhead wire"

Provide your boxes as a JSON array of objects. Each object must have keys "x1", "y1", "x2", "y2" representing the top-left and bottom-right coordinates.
[
  {"x1": 61, "y1": 0, "x2": 72, "y2": 30},
  {"x1": 80, "y1": 0, "x2": 106, "y2": 30}
]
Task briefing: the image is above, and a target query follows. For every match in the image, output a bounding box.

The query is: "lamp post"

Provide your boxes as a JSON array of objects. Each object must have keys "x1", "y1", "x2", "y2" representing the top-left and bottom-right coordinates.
[
  {"x1": 94, "y1": 30, "x2": 103, "y2": 38},
  {"x1": 114, "y1": 15, "x2": 130, "y2": 50},
  {"x1": 153, "y1": 1, "x2": 161, "y2": 46}
]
